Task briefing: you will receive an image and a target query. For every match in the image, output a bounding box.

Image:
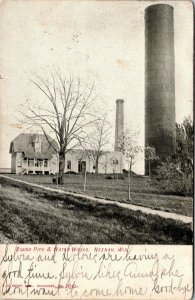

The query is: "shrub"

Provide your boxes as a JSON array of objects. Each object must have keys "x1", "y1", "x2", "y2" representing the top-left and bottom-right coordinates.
[
  {"x1": 105, "y1": 175, "x2": 113, "y2": 180},
  {"x1": 105, "y1": 174, "x2": 125, "y2": 180},
  {"x1": 52, "y1": 177, "x2": 61, "y2": 184},
  {"x1": 65, "y1": 171, "x2": 77, "y2": 174},
  {"x1": 152, "y1": 160, "x2": 193, "y2": 196},
  {"x1": 116, "y1": 174, "x2": 125, "y2": 180}
]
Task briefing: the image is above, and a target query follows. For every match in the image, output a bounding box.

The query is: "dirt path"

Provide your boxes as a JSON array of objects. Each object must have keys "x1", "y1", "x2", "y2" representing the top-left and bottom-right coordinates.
[{"x1": 0, "y1": 175, "x2": 193, "y2": 224}]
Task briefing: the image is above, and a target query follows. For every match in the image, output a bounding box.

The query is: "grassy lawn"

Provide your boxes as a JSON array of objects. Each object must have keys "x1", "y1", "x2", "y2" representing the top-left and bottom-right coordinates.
[
  {"x1": 4, "y1": 174, "x2": 193, "y2": 217},
  {"x1": 0, "y1": 179, "x2": 192, "y2": 244}
]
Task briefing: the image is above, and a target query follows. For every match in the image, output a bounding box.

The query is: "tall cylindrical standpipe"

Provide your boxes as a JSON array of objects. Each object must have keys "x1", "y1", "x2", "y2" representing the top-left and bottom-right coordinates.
[
  {"x1": 145, "y1": 4, "x2": 176, "y2": 174},
  {"x1": 115, "y1": 99, "x2": 124, "y2": 151}
]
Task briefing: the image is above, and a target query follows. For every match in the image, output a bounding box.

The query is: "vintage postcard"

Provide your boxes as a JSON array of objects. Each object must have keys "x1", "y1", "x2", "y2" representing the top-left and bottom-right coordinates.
[{"x1": 0, "y1": 0, "x2": 193, "y2": 299}]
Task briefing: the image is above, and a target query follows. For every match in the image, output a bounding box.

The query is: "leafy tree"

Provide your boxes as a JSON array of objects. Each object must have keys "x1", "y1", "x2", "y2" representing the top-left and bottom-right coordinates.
[
  {"x1": 176, "y1": 116, "x2": 193, "y2": 159},
  {"x1": 153, "y1": 116, "x2": 193, "y2": 195},
  {"x1": 175, "y1": 116, "x2": 193, "y2": 194}
]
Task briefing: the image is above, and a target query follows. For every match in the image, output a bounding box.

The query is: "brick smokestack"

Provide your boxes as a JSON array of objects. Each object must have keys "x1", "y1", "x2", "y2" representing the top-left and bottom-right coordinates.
[
  {"x1": 115, "y1": 99, "x2": 124, "y2": 151},
  {"x1": 145, "y1": 4, "x2": 176, "y2": 173}
]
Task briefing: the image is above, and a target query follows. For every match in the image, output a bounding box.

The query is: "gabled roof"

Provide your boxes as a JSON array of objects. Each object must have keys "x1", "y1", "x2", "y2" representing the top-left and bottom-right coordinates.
[{"x1": 9, "y1": 133, "x2": 59, "y2": 159}]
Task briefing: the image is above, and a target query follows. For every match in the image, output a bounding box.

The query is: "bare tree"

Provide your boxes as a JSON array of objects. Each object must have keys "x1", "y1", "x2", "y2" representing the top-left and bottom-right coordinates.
[
  {"x1": 82, "y1": 114, "x2": 111, "y2": 175},
  {"x1": 118, "y1": 128, "x2": 142, "y2": 200},
  {"x1": 20, "y1": 71, "x2": 96, "y2": 183}
]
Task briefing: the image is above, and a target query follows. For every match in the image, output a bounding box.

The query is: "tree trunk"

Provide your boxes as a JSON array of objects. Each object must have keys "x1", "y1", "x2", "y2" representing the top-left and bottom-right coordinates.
[
  {"x1": 84, "y1": 166, "x2": 87, "y2": 192},
  {"x1": 95, "y1": 157, "x2": 99, "y2": 175},
  {"x1": 148, "y1": 161, "x2": 151, "y2": 177},
  {"x1": 128, "y1": 161, "x2": 131, "y2": 201},
  {"x1": 59, "y1": 152, "x2": 65, "y2": 184}
]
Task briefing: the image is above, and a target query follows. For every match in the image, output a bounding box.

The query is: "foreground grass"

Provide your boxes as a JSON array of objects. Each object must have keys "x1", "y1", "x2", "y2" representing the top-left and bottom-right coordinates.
[
  {"x1": 0, "y1": 178, "x2": 192, "y2": 244},
  {"x1": 4, "y1": 174, "x2": 193, "y2": 217}
]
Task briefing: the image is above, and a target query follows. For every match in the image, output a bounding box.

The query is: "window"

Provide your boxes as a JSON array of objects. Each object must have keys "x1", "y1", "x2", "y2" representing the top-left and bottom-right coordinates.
[
  {"x1": 34, "y1": 159, "x2": 42, "y2": 167},
  {"x1": 28, "y1": 159, "x2": 34, "y2": 166},
  {"x1": 67, "y1": 160, "x2": 71, "y2": 170},
  {"x1": 112, "y1": 159, "x2": 118, "y2": 164},
  {"x1": 34, "y1": 141, "x2": 41, "y2": 153},
  {"x1": 44, "y1": 160, "x2": 48, "y2": 167}
]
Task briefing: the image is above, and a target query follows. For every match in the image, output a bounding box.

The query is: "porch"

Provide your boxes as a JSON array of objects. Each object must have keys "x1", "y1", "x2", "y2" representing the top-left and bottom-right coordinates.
[{"x1": 21, "y1": 158, "x2": 50, "y2": 174}]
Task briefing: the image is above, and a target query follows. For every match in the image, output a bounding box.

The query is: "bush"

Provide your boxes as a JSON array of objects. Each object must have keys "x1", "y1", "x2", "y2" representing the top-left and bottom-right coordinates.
[
  {"x1": 52, "y1": 177, "x2": 61, "y2": 184},
  {"x1": 116, "y1": 174, "x2": 125, "y2": 180},
  {"x1": 152, "y1": 160, "x2": 193, "y2": 196},
  {"x1": 105, "y1": 174, "x2": 125, "y2": 180},
  {"x1": 122, "y1": 169, "x2": 137, "y2": 177},
  {"x1": 105, "y1": 175, "x2": 113, "y2": 180}
]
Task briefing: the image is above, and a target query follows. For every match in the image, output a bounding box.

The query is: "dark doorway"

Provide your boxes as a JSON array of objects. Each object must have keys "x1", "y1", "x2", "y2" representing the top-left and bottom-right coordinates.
[{"x1": 78, "y1": 161, "x2": 86, "y2": 173}]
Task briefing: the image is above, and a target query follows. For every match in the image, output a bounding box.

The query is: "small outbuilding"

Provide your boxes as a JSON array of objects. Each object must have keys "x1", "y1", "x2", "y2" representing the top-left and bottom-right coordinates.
[{"x1": 64, "y1": 149, "x2": 123, "y2": 174}]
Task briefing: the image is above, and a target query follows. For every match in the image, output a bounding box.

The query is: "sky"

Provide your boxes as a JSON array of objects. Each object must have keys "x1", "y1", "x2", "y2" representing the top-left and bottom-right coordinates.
[{"x1": 0, "y1": 0, "x2": 193, "y2": 174}]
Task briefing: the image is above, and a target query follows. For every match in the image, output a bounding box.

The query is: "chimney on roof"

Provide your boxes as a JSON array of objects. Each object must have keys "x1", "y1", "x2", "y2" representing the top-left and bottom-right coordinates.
[
  {"x1": 34, "y1": 134, "x2": 42, "y2": 153},
  {"x1": 115, "y1": 99, "x2": 124, "y2": 151}
]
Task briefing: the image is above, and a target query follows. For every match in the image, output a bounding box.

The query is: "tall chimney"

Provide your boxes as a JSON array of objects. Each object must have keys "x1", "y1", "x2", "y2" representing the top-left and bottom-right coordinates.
[
  {"x1": 115, "y1": 99, "x2": 124, "y2": 151},
  {"x1": 145, "y1": 4, "x2": 176, "y2": 173}
]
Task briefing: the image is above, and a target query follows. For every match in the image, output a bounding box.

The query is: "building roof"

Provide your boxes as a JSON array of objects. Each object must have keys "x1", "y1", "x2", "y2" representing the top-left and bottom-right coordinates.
[
  {"x1": 66, "y1": 149, "x2": 120, "y2": 159},
  {"x1": 9, "y1": 133, "x2": 59, "y2": 159}
]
